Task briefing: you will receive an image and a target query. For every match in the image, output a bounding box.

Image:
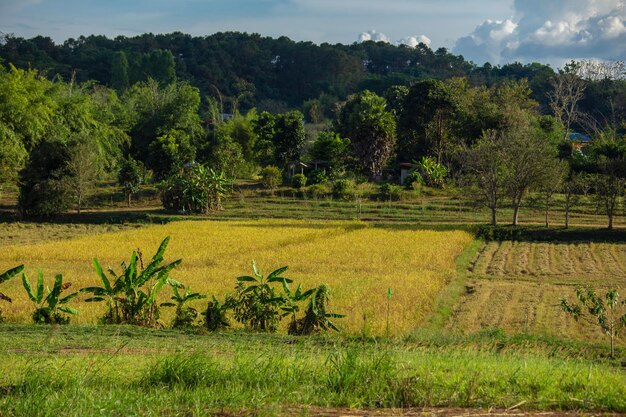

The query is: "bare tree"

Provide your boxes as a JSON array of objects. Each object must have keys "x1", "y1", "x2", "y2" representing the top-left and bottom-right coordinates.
[{"x1": 548, "y1": 62, "x2": 586, "y2": 140}]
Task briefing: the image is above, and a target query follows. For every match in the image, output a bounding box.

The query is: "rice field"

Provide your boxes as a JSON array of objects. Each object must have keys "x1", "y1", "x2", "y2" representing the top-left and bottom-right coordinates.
[
  {"x1": 448, "y1": 241, "x2": 626, "y2": 344},
  {"x1": 0, "y1": 219, "x2": 472, "y2": 335}
]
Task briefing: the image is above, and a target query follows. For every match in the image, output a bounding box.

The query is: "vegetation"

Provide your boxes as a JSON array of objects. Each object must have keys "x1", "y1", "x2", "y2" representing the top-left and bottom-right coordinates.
[
  {"x1": 0, "y1": 265, "x2": 24, "y2": 322},
  {"x1": 83, "y1": 236, "x2": 182, "y2": 326},
  {"x1": 22, "y1": 272, "x2": 79, "y2": 324},
  {"x1": 561, "y1": 286, "x2": 626, "y2": 358}
]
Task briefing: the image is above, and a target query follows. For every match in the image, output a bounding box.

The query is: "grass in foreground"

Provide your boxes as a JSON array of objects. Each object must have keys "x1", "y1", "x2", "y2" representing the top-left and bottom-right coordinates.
[{"x1": 0, "y1": 325, "x2": 625, "y2": 417}]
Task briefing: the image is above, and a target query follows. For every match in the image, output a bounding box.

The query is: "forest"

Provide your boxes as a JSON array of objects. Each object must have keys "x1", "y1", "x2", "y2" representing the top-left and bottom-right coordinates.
[{"x1": 1, "y1": 31, "x2": 626, "y2": 228}]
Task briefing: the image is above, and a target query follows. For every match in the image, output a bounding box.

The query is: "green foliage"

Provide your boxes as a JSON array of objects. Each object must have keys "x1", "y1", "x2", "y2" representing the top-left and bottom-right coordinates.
[
  {"x1": 143, "y1": 354, "x2": 220, "y2": 388},
  {"x1": 202, "y1": 296, "x2": 230, "y2": 331},
  {"x1": 310, "y1": 131, "x2": 350, "y2": 174},
  {"x1": 416, "y1": 156, "x2": 448, "y2": 187},
  {"x1": 83, "y1": 236, "x2": 182, "y2": 327},
  {"x1": 308, "y1": 169, "x2": 329, "y2": 185},
  {"x1": 561, "y1": 286, "x2": 626, "y2": 358},
  {"x1": 230, "y1": 261, "x2": 292, "y2": 332},
  {"x1": 118, "y1": 155, "x2": 145, "y2": 207},
  {"x1": 288, "y1": 284, "x2": 344, "y2": 335},
  {"x1": 403, "y1": 170, "x2": 423, "y2": 189},
  {"x1": 22, "y1": 271, "x2": 79, "y2": 324},
  {"x1": 379, "y1": 183, "x2": 403, "y2": 201},
  {"x1": 306, "y1": 183, "x2": 329, "y2": 199},
  {"x1": 273, "y1": 111, "x2": 306, "y2": 169},
  {"x1": 162, "y1": 164, "x2": 231, "y2": 214},
  {"x1": 260, "y1": 165, "x2": 282, "y2": 189},
  {"x1": 0, "y1": 122, "x2": 27, "y2": 190},
  {"x1": 18, "y1": 140, "x2": 74, "y2": 217},
  {"x1": 291, "y1": 173, "x2": 307, "y2": 189},
  {"x1": 0, "y1": 264, "x2": 24, "y2": 322},
  {"x1": 334, "y1": 90, "x2": 396, "y2": 178},
  {"x1": 148, "y1": 129, "x2": 196, "y2": 181},
  {"x1": 332, "y1": 179, "x2": 356, "y2": 201},
  {"x1": 161, "y1": 286, "x2": 206, "y2": 329}
]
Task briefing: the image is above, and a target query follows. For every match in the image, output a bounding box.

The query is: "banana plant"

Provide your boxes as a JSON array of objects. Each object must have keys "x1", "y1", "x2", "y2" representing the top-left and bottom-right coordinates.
[
  {"x1": 83, "y1": 236, "x2": 182, "y2": 326},
  {"x1": 231, "y1": 261, "x2": 293, "y2": 332},
  {"x1": 22, "y1": 271, "x2": 79, "y2": 324},
  {"x1": 289, "y1": 284, "x2": 344, "y2": 335},
  {"x1": 0, "y1": 265, "x2": 24, "y2": 321},
  {"x1": 280, "y1": 281, "x2": 316, "y2": 330},
  {"x1": 161, "y1": 285, "x2": 206, "y2": 328}
]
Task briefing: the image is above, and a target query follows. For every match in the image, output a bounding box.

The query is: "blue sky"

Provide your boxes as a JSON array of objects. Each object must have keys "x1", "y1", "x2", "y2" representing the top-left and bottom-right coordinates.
[{"x1": 1, "y1": 0, "x2": 625, "y2": 66}]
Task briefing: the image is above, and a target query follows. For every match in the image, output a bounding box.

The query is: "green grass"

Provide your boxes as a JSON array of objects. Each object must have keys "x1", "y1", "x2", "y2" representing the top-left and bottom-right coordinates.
[{"x1": 1, "y1": 326, "x2": 625, "y2": 416}]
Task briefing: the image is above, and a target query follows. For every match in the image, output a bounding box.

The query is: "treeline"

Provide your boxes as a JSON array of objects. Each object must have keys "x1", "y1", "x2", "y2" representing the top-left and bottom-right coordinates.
[
  {"x1": 0, "y1": 31, "x2": 559, "y2": 111},
  {"x1": 1, "y1": 33, "x2": 626, "y2": 228}
]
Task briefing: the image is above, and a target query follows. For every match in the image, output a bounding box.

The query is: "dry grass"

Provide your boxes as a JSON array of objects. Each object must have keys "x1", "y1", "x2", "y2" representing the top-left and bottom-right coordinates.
[
  {"x1": 450, "y1": 241, "x2": 626, "y2": 345},
  {"x1": 0, "y1": 219, "x2": 472, "y2": 335}
]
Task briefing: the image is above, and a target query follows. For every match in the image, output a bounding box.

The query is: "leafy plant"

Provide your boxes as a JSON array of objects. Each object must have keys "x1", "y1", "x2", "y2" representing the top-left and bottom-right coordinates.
[
  {"x1": 561, "y1": 286, "x2": 626, "y2": 358},
  {"x1": 379, "y1": 183, "x2": 403, "y2": 201},
  {"x1": 332, "y1": 179, "x2": 356, "y2": 201},
  {"x1": 161, "y1": 286, "x2": 206, "y2": 329},
  {"x1": 288, "y1": 284, "x2": 344, "y2": 335},
  {"x1": 83, "y1": 236, "x2": 182, "y2": 327},
  {"x1": 291, "y1": 173, "x2": 307, "y2": 189},
  {"x1": 162, "y1": 164, "x2": 231, "y2": 214},
  {"x1": 260, "y1": 166, "x2": 282, "y2": 190},
  {"x1": 203, "y1": 296, "x2": 231, "y2": 331},
  {"x1": 22, "y1": 272, "x2": 79, "y2": 324},
  {"x1": 416, "y1": 156, "x2": 447, "y2": 187},
  {"x1": 230, "y1": 261, "x2": 291, "y2": 332},
  {"x1": 0, "y1": 264, "x2": 24, "y2": 322}
]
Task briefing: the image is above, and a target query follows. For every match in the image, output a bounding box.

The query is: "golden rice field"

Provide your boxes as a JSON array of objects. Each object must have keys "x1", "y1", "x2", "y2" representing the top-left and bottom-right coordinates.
[
  {"x1": 448, "y1": 241, "x2": 626, "y2": 344},
  {"x1": 0, "y1": 220, "x2": 472, "y2": 335}
]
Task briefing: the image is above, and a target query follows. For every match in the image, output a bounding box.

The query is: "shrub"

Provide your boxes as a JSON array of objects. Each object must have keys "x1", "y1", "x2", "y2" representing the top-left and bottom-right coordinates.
[
  {"x1": 403, "y1": 170, "x2": 423, "y2": 189},
  {"x1": 332, "y1": 179, "x2": 356, "y2": 201},
  {"x1": 203, "y1": 296, "x2": 230, "y2": 331},
  {"x1": 417, "y1": 156, "x2": 447, "y2": 187},
  {"x1": 292, "y1": 173, "x2": 307, "y2": 189},
  {"x1": 308, "y1": 169, "x2": 329, "y2": 185},
  {"x1": 288, "y1": 284, "x2": 344, "y2": 335},
  {"x1": 307, "y1": 183, "x2": 328, "y2": 199},
  {"x1": 260, "y1": 166, "x2": 282, "y2": 189},
  {"x1": 379, "y1": 183, "x2": 403, "y2": 201}
]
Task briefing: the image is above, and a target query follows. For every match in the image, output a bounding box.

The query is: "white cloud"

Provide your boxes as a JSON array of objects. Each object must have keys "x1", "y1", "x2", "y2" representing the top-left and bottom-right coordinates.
[
  {"x1": 358, "y1": 30, "x2": 431, "y2": 48},
  {"x1": 398, "y1": 35, "x2": 431, "y2": 47},
  {"x1": 358, "y1": 30, "x2": 391, "y2": 43},
  {"x1": 454, "y1": 0, "x2": 626, "y2": 65}
]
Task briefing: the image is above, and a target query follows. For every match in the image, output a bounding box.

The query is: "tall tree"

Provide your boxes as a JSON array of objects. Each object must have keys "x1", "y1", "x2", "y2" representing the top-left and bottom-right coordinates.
[{"x1": 335, "y1": 90, "x2": 396, "y2": 179}]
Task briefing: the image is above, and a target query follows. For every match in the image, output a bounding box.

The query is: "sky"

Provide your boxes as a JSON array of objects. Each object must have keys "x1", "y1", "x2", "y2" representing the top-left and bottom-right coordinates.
[{"x1": 1, "y1": 0, "x2": 625, "y2": 67}]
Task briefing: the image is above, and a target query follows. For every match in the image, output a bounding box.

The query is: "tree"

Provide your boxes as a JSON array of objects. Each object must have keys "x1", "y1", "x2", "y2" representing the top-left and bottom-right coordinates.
[
  {"x1": 548, "y1": 62, "x2": 586, "y2": 140},
  {"x1": 399, "y1": 79, "x2": 457, "y2": 163},
  {"x1": 562, "y1": 286, "x2": 626, "y2": 358},
  {"x1": 18, "y1": 140, "x2": 74, "y2": 217},
  {"x1": 0, "y1": 122, "x2": 27, "y2": 199},
  {"x1": 273, "y1": 111, "x2": 305, "y2": 170},
  {"x1": 110, "y1": 51, "x2": 130, "y2": 92},
  {"x1": 462, "y1": 130, "x2": 506, "y2": 226},
  {"x1": 334, "y1": 90, "x2": 396, "y2": 179},
  {"x1": 536, "y1": 157, "x2": 569, "y2": 228},
  {"x1": 148, "y1": 129, "x2": 196, "y2": 181},
  {"x1": 65, "y1": 136, "x2": 101, "y2": 214},
  {"x1": 253, "y1": 111, "x2": 276, "y2": 166},
  {"x1": 118, "y1": 155, "x2": 145, "y2": 207},
  {"x1": 310, "y1": 131, "x2": 350, "y2": 175},
  {"x1": 588, "y1": 131, "x2": 626, "y2": 230}
]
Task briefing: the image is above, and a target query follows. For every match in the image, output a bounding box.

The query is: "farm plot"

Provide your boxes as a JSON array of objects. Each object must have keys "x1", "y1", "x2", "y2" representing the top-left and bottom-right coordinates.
[
  {"x1": 448, "y1": 241, "x2": 626, "y2": 344},
  {"x1": 0, "y1": 220, "x2": 472, "y2": 335}
]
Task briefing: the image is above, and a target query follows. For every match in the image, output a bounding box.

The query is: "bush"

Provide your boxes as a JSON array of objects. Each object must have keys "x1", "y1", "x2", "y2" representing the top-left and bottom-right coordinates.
[
  {"x1": 292, "y1": 173, "x2": 307, "y2": 189},
  {"x1": 203, "y1": 296, "x2": 230, "y2": 331},
  {"x1": 161, "y1": 164, "x2": 230, "y2": 214},
  {"x1": 403, "y1": 170, "x2": 423, "y2": 189},
  {"x1": 307, "y1": 183, "x2": 328, "y2": 199},
  {"x1": 260, "y1": 166, "x2": 282, "y2": 189},
  {"x1": 332, "y1": 179, "x2": 356, "y2": 201},
  {"x1": 308, "y1": 169, "x2": 329, "y2": 185},
  {"x1": 379, "y1": 183, "x2": 403, "y2": 201}
]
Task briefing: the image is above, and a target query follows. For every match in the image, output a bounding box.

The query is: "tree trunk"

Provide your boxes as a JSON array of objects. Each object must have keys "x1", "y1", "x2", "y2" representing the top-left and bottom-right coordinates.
[
  {"x1": 608, "y1": 212, "x2": 614, "y2": 230},
  {"x1": 512, "y1": 203, "x2": 520, "y2": 226},
  {"x1": 127, "y1": 193, "x2": 132, "y2": 208},
  {"x1": 546, "y1": 196, "x2": 550, "y2": 227},
  {"x1": 565, "y1": 192, "x2": 570, "y2": 229},
  {"x1": 490, "y1": 206, "x2": 497, "y2": 226}
]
